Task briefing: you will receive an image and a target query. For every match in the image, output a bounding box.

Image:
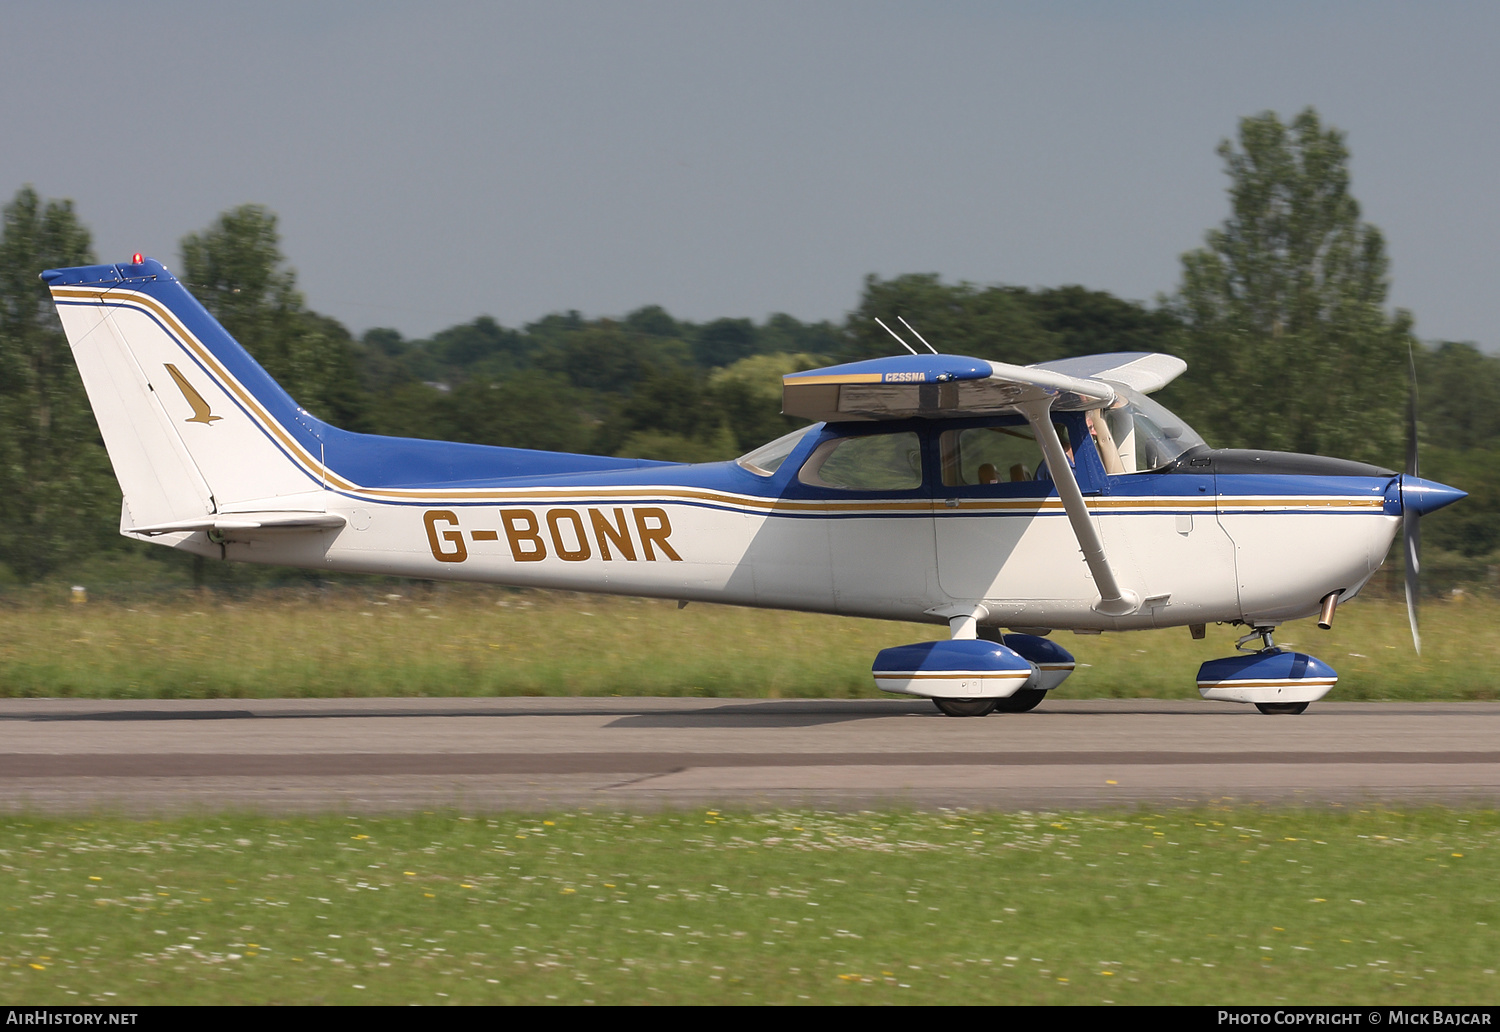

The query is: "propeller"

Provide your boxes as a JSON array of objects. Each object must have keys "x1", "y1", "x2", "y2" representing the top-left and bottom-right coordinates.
[
  {"x1": 1404, "y1": 346, "x2": 1421, "y2": 654},
  {"x1": 1398, "y1": 348, "x2": 1467, "y2": 653}
]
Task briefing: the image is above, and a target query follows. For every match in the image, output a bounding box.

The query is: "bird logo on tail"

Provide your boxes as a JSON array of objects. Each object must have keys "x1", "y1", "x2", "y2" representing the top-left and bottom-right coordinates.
[{"x1": 163, "y1": 363, "x2": 222, "y2": 425}]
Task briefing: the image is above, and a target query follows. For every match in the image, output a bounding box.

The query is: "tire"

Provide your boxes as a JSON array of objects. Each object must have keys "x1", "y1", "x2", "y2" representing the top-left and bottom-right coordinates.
[
  {"x1": 1255, "y1": 701, "x2": 1309, "y2": 715},
  {"x1": 992, "y1": 689, "x2": 1046, "y2": 713},
  {"x1": 933, "y1": 697, "x2": 997, "y2": 717}
]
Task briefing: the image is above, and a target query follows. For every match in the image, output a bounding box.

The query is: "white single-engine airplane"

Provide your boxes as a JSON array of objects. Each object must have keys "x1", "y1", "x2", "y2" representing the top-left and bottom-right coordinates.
[{"x1": 44, "y1": 257, "x2": 1465, "y2": 715}]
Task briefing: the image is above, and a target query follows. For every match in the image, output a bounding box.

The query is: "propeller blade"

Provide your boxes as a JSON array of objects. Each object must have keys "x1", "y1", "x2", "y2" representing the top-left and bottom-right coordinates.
[
  {"x1": 1404, "y1": 343, "x2": 1420, "y2": 653},
  {"x1": 1404, "y1": 505, "x2": 1420, "y2": 655},
  {"x1": 1406, "y1": 345, "x2": 1419, "y2": 479}
]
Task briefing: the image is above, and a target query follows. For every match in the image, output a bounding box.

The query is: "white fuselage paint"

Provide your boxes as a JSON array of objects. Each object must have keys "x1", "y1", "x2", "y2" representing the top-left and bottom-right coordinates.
[{"x1": 200, "y1": 487, "x2": 1400, "y2": 631}]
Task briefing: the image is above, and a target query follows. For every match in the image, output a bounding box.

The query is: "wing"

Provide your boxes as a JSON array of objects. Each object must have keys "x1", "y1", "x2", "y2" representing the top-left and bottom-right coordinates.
[
  {"x1": 1029, "y1": 352, "x2": 1186, "y2": 395},
  {"x1": 782, "y1": 354, "x2": 1117, "y2": 423}
]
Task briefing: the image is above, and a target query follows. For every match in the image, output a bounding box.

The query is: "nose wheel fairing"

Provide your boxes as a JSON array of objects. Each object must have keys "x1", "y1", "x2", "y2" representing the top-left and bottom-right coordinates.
[{"x1": 1196, "y1": 649, "x2": 1337, "y2": 707}]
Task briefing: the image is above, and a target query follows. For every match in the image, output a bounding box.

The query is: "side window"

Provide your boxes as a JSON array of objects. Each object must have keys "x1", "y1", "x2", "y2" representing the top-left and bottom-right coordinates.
[
  {"x1": 939, "y1": 426, "x2": 1051, "y2": 486},
  {"x1": 737, "y1": 427, "x2": 814, "y2": 477},
  {"x1": 798, "y1": 431, "x2": 923, "y2": 491}
]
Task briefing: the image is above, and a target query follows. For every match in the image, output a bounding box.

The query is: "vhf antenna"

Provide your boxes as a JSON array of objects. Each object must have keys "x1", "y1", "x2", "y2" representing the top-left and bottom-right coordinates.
[
  {"x1": 898, "y1": 316, "x2": 939, "y2": 354},
  {"x1": 873, "y1": 317, "x2": 920, "y2": 356}
]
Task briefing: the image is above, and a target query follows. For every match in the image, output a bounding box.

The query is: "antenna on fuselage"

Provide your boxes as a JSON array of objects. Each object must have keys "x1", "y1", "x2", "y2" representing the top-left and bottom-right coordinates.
[
  {"x1": 898, "y1": 316, "x2": 939, "y2": 354},
  {"x1": 873, "y1": 317, "x2": 921, "y2": 356}
]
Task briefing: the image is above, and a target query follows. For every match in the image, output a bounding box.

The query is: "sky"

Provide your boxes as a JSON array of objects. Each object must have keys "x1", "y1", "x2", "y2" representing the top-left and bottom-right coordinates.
[{"x1": 3, "y1": 1, "x2": 1496, "y2": 350}]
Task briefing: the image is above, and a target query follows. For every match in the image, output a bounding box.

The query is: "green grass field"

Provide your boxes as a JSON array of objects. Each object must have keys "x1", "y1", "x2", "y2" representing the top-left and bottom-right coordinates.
[
  {"x1": 0, "y1": 587, "x2": 1495, "y2": 701},
  {"x1": 2, "y1": 589, "x2": 1495, "y2": 1005},
  {"x1": 1, "y1": 807, "x2": 1495, "y2": 1005}
]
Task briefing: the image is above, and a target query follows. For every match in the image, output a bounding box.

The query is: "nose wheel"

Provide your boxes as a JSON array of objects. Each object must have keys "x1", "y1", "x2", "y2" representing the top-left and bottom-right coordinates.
[
  {"x1": 932, "y1": 698, "x2": 997, "y2": 717},
  {"x1": 1255, "y1": 702, "x2": 1309, "y2": 715}
]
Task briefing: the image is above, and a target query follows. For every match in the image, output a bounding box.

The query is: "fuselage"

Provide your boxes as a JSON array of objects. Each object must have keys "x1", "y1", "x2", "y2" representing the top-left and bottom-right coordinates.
[{"x1": 192, "y1": 419, "x2": 1402, "y2": 633}]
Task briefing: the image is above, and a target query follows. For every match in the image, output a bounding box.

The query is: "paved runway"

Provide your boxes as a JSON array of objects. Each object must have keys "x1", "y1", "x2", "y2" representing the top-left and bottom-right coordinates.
[{"x1": 2, "y1": 697, "x2": 1498, "y2": 813}]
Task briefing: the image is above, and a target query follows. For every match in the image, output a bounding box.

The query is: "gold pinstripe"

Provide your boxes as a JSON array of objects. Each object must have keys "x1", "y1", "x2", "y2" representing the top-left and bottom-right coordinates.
[{"x1": 783, "y1": 372, "x2": 886, "y2": 385}]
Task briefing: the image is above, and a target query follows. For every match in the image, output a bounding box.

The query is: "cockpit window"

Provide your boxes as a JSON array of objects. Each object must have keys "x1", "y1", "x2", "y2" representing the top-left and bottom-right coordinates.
[
  {"x1": 1104, "y1": 386, "x2": 1206, "y2": 472},
  {"x1": 797, "y1": 431, "x2": 923, "y2": 491},
  {"x1": 736, "y1": 427, "x2": 813, "y2": 477}
]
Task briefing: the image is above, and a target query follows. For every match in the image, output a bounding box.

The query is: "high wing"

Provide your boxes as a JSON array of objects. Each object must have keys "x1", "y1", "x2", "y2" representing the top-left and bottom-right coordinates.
[
  {"x1": 782, "y1": 354, "x2": 1115, "y2": 423},
  {"x1": 782, "y1": 351, "x2": 1188, "y2": 620},
  {"x1": 1030, "y1": 352, "x2": 1187, "y2": 396},
  {"x1": 780, "y1": 351, "x2": 1184, "y2": 424}
]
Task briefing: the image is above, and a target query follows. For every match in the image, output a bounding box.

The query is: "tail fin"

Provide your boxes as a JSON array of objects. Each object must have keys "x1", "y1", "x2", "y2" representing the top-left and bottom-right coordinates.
[{"x1": 43, "y1": 257, "x2": 329, "y2": 537}]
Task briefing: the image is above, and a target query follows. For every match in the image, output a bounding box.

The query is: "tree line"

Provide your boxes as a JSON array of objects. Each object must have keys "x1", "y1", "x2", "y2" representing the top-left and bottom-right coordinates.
[{"x1": 0, "y1": 107, "x2": 1494, "y2": 588}]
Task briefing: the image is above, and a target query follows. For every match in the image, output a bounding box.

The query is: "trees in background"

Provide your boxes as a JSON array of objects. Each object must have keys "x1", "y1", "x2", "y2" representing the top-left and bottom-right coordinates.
[
  {"x1": 846, "y1": 274, "x2": 1064, "y2": 366},
  {"x1": 846, "y1": 274, "x2": 1183, "y2": 382},
  {"x1": 1416, "y1": 342, "x2": 1500, "y2": 561},
  {"x1": 0, "y1": 188, "x2": 119, "y2": 582},
  {"x1": 180, "y1": 205, "x2": 370, "y2": 432},
  {"x1": 1171, "y1": 108, "x2": 1412, "y2": 468}
]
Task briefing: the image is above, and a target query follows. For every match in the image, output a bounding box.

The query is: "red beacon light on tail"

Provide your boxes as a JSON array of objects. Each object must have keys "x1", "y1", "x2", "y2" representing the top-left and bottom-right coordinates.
[{"x1": 131, "y1": 253, "x2": 144, "y2": 265}]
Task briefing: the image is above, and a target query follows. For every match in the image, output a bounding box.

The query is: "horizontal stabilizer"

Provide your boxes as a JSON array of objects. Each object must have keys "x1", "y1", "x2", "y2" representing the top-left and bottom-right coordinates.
[{"x1": 129, "y1": 512, "x2": 348, "y2": 536}]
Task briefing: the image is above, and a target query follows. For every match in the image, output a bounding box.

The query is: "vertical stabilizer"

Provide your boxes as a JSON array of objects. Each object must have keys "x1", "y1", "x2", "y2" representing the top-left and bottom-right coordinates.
[{"x1": 43, "y1": 258, "x2": 326, "y2": 534}]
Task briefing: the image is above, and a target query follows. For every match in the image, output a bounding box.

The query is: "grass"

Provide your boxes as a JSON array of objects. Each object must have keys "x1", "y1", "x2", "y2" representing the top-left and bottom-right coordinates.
[
  {"x1": 2, "y1": 591, "x2": 1495, "y2": 1004},
  {"x1": 0, "y1": 807, "x2": 1495, "y2": 1005},
  {"x1": 0, "y1": 587, "x2": 1496, "y2": 701}
]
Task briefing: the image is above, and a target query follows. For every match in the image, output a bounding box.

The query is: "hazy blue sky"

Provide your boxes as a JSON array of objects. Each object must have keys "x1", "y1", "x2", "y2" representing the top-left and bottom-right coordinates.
[{"x1": 4, "y1": 2, "x2": 1496, "y2": 349}]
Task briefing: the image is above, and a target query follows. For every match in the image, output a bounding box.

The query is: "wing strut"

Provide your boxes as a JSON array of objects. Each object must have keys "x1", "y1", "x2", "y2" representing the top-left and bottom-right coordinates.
[{"x1": 1017, "y1": 398, "x2": 1140, "y2": 618}]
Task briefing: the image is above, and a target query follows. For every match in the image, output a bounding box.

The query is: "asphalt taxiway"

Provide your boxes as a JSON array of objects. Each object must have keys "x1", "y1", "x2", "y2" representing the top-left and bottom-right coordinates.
[{"x1": 2, "y1": 697, "x2": 1497, "y2": 813}]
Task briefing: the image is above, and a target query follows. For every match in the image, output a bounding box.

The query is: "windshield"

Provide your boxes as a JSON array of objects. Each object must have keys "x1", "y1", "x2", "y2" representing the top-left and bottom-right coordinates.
[{"x1": 1099, "y1": 387, "x2": 1206, "y2": 472}]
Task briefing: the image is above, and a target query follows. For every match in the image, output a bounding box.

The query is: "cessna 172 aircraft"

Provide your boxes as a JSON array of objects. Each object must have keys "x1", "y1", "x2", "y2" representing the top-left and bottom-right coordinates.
[{"x1": 44, "y1": 257, "x2": 1465, "y2": 716}]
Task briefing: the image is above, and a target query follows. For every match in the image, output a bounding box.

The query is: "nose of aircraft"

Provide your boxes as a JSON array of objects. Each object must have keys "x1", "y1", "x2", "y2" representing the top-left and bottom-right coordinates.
[{"x1": 1401, "y1": 475, "x2": 1467, "y2": 517}]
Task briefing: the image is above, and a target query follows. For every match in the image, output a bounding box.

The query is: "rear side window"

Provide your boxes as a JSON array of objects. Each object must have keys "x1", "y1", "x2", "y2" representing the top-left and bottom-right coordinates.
[
  {"x1": 736, "y1": 427, "x2": 813, "y2": 477},
  {"x1": 797, "y1": 431, "x2": 923, "y2": 491}
]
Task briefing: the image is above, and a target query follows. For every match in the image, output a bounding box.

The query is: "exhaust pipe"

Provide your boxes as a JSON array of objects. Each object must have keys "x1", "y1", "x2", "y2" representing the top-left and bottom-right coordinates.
[{"x1": 1317, "y1": 590, "x2": 1341, "y2": 630}]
